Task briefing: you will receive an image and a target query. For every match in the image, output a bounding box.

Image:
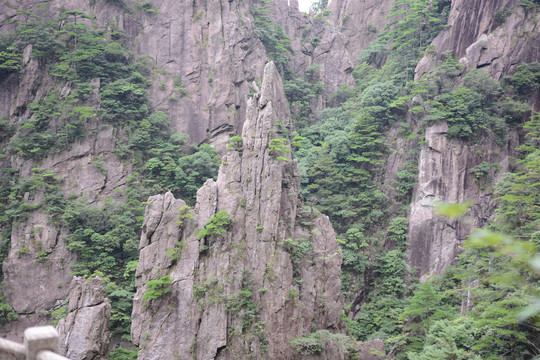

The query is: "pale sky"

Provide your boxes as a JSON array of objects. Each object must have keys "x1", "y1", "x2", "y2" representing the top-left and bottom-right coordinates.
[{"x1": 298, "y1": 0, "x2": 316, "y2": 12}]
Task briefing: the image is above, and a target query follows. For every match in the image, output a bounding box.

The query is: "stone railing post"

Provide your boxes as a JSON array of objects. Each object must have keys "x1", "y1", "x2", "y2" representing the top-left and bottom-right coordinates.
[{"x1": 24, "y1": 326, "x2": 59, "y2": 360}]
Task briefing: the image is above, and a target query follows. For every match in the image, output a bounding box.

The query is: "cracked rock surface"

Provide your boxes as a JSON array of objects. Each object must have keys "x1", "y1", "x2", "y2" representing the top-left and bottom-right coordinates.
[
  {"x1": 57, "y1": 277, "x2": 111, "y2": 360},
  {"x1": 408, "y1": 0, "x2": 540, "y2": 280},
  {"x1": 131, "y1": 62, "x2": 344, "y2": 360}
]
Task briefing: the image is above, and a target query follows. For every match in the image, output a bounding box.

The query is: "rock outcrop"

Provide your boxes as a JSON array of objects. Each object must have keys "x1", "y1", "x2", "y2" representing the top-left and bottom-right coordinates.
[
  {"x1": 57, "y1": 277, "x2": 111, "y2": 360},
  {"x1": 407, "y1": 123, "x2": 519, "y2": 279},
  {"x1": 328, "y1": 0, "x2": 394, "y2": 57},
  {"x1": 131, "y1": 62, "x2": 344, "y2": 360},
  {"x1": 2, "y1": 210, "x2": 74, "y2": 316},
  {"x1": 408, "y1": 0, "x2": 539, "y2": 279},
  {"x1": 272, "y1": 3, "x2": 356, "y2": 100},
  {"x1": 0, "y1": 0, "x2": 269, "y2": 338},
  {"x1": 415, "y1": 0, "x2": 540, "y2": 81}
]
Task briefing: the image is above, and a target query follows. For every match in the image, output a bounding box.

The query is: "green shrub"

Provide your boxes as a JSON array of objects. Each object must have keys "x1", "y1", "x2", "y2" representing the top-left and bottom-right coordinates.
[
  {"x1": 251, "y1": 0, "x2": 292, "y2": 77},
  {"x1": 469, "y1": 161, "x2": 493, "y2": 179},
  {"x1": 278, "y1": 237, "x2": 312, "y2": 279},
  {"x1": 284, "y1": 64, "x2": 325, "y2": 128},
  {"x1": 0, "y1": 49, "x2": 21, "y2": 79},
  {"x1": 227, "y1": 135, "x2": 243, "y2": 152},
  {"x1": 17, "y1": 246, "x2": 29, "y2": 257},
  {"x1": 50, "y1": 305, "x2": 68, "y2": 326},
  {"x1": 424, "y1": 69, "x2": 505, "y2": 140},
  {"x1": 386, "y1": 217, "x2": 409, "y2": 249},
  {"x1": 494, "y1": 7, "x2": 512, "y2": 27},
  {"x1": 35, "y1": 250, "x2": 49, "y2": 263},
  {"x1": 0, "y1": 296, "x2": 18, "y2": 326},
  {"x1": 519, "y1": 0, "x2": 539, "y2": 13},
  {"x1": 508, "y1": 62, "x2": 540, "y2": 97},
  {"x1": 175, "y1": 205, "x2": 194, "y2": 227},
  {"x1": 142, "y1": 275, "x2": 173, "y2": 303},
  {"x1": 197, "y1": 210, "x2": 233, "y2": 239},
  {"x1": 136, "y1": 2, "x2": 158, "y2": 13},
  {"x1": 109, "y1": 347, "x2": 138, "y2": 360},
  {"x1": 269, "y1": 138, "x2": 291, "y2": 161},
  {"x1": 166, "y1": 241, "x2": 185, "y2": 263},
  {"x1": 290, "y1": 330, "x2": 356, "y2": 357},
  {"x1": 290, "y1": 335, "x2": 323, "y2": 355},
  {"x1": 278, "y1": 237, "x2": 311, "y2": 262}
]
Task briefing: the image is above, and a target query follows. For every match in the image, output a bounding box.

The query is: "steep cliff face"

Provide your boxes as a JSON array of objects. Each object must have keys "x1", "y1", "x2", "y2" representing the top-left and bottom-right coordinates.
[
  {"x1": 416, "y1": 0, "x2": 540, "y2": 82},
  {"x1": 1, "y1": 0, "x2": 269, "y2": 147},
  {"x1": 0, "y1": 4, "x2": 129, "y2": 319},
  {"x1": 1, "y1": 0, "x2": 538, "y2": 355},
  {"x1": 1, "y1": 39, "x2": 129, "y2": 335},
  {"x1": 135, "y1": 0, "x2": 269, "y2": 148},
  {"x1": 0, "y1": 0, "x2": 271, "y2": 339},
  {"x1": 270, "y1": 2, "x2": 356, "y2": 99},
  {"x1": 407, "y1": 123, "x2": 520, "y2": 279},
  {"x1": 328, "y1": 0, "x2": 394, "y2": 57},
  {"x1": 57, "y1": 277, "x2": 111, "y2": 360},
  {"x1": 290, "y1": 15, "x2": 356, "y2": 100},
  {"x1": 408, "y1": 0, "x2": 540, "y2": 279},
  {"x1": 131, "y1": 62, "x2": 345, "y2": 360}
]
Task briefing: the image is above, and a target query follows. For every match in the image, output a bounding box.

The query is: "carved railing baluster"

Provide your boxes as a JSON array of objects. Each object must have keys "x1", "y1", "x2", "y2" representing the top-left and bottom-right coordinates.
[{"x1": 0, "y1": 326, "x2": 70, "y2": 360}]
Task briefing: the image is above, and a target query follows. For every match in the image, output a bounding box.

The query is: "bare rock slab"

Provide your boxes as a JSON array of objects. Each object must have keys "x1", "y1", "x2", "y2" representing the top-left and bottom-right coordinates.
[{"x1": 57, "y1": 277, "x2": 111, "y2": 360}]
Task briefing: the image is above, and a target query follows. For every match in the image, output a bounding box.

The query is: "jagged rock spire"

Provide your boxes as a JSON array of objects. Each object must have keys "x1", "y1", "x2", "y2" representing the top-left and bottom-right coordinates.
[{"x1": 131, "y1": 62, "x2": 344, "y2": 360}]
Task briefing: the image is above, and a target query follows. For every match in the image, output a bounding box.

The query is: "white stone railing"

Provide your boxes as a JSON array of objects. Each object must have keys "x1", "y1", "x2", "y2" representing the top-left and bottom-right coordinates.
[{"x1": 0, "y1": 326, "x2": 70, "y2": 360}]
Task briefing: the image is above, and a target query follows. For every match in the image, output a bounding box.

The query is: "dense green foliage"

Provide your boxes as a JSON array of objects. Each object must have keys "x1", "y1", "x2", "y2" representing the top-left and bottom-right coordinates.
[
  {"x1": 423, "y1": 68, "x2": 531, "y2": 140},
  {"x1": 0, "y1": 1, "x2": 538, "y2": 359},
  {"x1": 293, "y1": 57, "x2": 538, "y2": 356},
  {"x1": 493, "y1": 114, "x2": 540, "y2": 239},
  {"x1": 288, "y1": 1, "x2": 539, "y2": 358},
  {"x1": 108, "y1": 347, "x2": 138, "y2": 360},
  {"x1": 1, "y1": 6, "x2": 220, "y2": 191},
  {"x1": 5, "y1": 10, "x2": 150, "y2": 158},
  {"x1": 284, "y1": 64, "x2": 325, "y2": 128},
  {"x1": 0, "y1": 5, "x2": 219, "y2": 348},
  {"x1": 0, "y1": 37, "x2": 21, "y2": 79},
  {"x1": 360, "y1": 0, "x2": 451, "y2": 79},
  {"x1": 290, "y1": 330, "x2": 357, "y2": 358},
  {"x1": 388, "y1": 222, "x2": 539, "y2": 359}
]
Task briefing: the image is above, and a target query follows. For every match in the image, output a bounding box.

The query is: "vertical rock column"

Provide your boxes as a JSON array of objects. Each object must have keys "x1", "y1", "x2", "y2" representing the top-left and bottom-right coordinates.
[
  {"x1": 407, "y1": 122, "x2": 518, "y2": 280},
  {"x1": 408, "y1": 0, "x2": 539, "y2": 280},
  {"x1": 57, "y1": 277, "x2": 111, "y2": 360},
  {"x1": 131, "y1": 62, "x2": 344, "y2": 360}
]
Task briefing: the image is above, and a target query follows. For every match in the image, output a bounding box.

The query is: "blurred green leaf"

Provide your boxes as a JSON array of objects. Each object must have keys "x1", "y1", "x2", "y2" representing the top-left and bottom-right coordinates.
[{"x1": 435, "y1": 200, "x2": 472, "y2": 218}]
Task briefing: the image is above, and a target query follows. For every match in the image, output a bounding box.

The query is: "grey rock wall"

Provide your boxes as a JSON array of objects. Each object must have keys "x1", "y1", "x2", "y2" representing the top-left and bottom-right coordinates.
[
  {"x1": 357, "y1": 339, "x2": 385, "y2": 360},
  {"x1": 328, "y1": 0, "x2": 394, "y2": 58},
  {"x1": 135, "y1": 0, "x2": 268, "y2": 147},
  {"x1": 271, "y1": 1, "x2": 357, "y2": 101},
  {"x1": 0, "y1": 0, "x2": 269, "y2": 339},
  {"x1": 415, "y1": 0, "x2": 540, "y2": 81},
  {"x1": 408, "y1": 0, "x2": 539, "y2": 279},
  {"x1": 407, "y1": 123, "x2": 519, "y2": 280},
  {"x1": 131, "y1": 62, "x2": 345, "y2": 360},
  {"x1": 57, "y1": 277, "x2": 111, "y2": 360}
]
